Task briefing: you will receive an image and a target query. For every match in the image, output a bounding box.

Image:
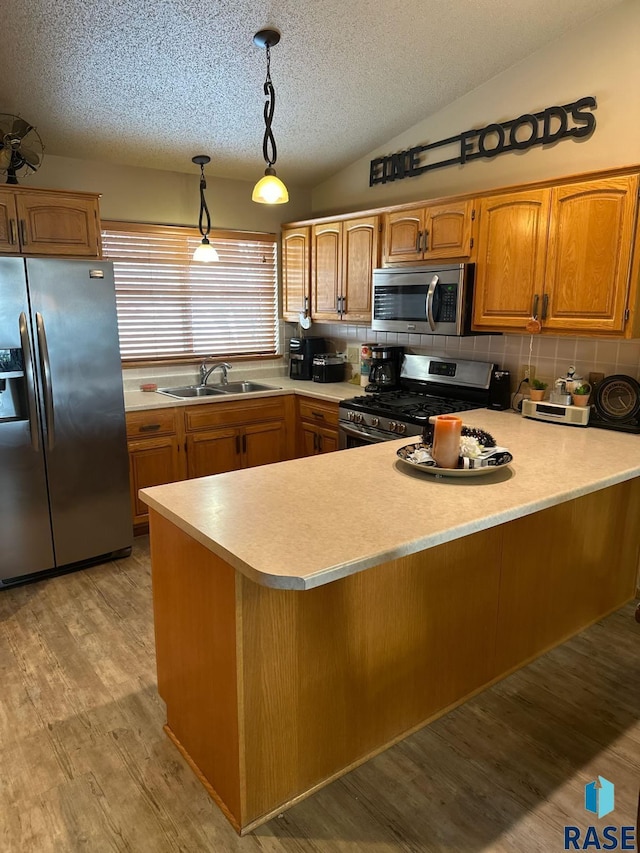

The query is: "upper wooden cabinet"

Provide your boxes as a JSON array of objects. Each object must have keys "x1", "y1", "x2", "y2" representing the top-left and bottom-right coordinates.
[
  {"x1": 282, "y1": 226, "x2": 310, "y2": 321},
  {"x1": 0, "y1": 186, "x2": 101, "y2": 258},
  {"x1": 473, "y1": 175, "x2": 639, "y2": 335},
  {"x1": 382, "y1": 200, "x2": 475, "y2": 265},
  {"x1": 0, "y1": 190, "x2": 19, "y2": 254},
  {"x1": 472, "y1": 189, "x2": 550, "y2": 330},
  {"x1": 311, "y1": 215, "x2": 379, "y2": 322},
  {"x1": 543, "y1": 176, "x2": 638, "y2": 334}
]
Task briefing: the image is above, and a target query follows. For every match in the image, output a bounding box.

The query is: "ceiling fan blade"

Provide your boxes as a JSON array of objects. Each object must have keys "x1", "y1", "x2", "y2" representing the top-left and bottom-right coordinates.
[
  {"x1": 19, "y1": 144, "x2": 40, "y2": 168},
  {"x1": 11, "y1": 117, "x2": 32, "y2": 138},
  {"x1": 0, "y1": 147, "x2": 13, "y2": 169}
]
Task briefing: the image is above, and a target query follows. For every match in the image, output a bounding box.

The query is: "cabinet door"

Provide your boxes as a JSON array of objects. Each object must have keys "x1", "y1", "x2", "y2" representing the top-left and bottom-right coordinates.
[
  {"x1": 342, "y1": 216, "x2": 378, "y2": 322},
  {"x1": 300, "y1": 423, "x2": 320, "y2": 456},
  {"x1": 128, "y1": 436, "x2": 183, "y2": 526},
  {"x1": 316, "y1": 425, "x2": 338, "y2": 454},
  {"x1": 242, "y1": 420, "x2": 287, "y2": 468},
  {"x1": 15, "y1": 192, "x2": 101, "y2": 257},
  {"x1": 0, "y1": 191, "x2": 19, "y2": 254},
  {"x1": 282, "y1": 226, "x2": 310, "y2": 321},
  {"x1": 312, "y1": 222, "x2": 342, "y2": 319},
  {"x1": 382, "y1": 208, "x2": 425, "y2": 264},
  {"x1": 425, "y1": 200, "x2": 474, "y2": 260},
  {"x1": 543, "y1": 175, "x2": 638, "y2": 334},
  {"x1": 186, "y1": 428, "x2": 241, "y2": 479},
  {"x1": 472, "y1": 189, "x2": 550, "y2": 331}
]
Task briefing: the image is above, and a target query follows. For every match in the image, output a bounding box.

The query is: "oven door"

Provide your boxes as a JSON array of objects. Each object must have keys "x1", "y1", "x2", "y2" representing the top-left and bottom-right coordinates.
[{"x1": 339, "y1": 422, "x2": 392, "y2": 449}]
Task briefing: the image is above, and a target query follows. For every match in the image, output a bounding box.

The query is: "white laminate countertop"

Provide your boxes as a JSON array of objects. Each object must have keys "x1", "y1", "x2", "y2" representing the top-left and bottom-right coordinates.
[
  {"x1": 124, "y1": 377, "x2": 360, "y2": 411},
  {"x1": 140, "y1": 409, "x2": 640, "y2": 591}
]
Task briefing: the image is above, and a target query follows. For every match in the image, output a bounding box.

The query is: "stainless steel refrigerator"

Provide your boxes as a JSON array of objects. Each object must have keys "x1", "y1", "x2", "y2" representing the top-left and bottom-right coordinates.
[{"x1": 0, "y1": 257, "x2": 132, "y2": 586}]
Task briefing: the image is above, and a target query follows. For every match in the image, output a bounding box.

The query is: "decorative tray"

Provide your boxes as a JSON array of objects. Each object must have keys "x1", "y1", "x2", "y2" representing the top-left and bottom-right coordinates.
[{"x1": 397, "y1": 428, "x2": 513, "y2": 478}]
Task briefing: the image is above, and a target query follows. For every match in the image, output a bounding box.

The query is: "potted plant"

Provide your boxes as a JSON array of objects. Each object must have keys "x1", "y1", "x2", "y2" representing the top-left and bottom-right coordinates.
[
  {"x1": 529, "y1": 378, "x2": 548, "y2": 402},
  {"x1": 572, "y1": 383, "x2": 591, "y2": 407}
]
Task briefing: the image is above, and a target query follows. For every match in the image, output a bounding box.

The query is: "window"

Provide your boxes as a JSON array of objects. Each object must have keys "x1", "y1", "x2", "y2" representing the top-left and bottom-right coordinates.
[{"x1": 101, "y1": 221, "x2": 278, "y2": 364}]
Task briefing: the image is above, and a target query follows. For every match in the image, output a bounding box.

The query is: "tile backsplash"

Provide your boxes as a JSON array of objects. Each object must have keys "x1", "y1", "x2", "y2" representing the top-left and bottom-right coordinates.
[{"x1": 292, "y1": 323, "x2": 640, "y2": 389}]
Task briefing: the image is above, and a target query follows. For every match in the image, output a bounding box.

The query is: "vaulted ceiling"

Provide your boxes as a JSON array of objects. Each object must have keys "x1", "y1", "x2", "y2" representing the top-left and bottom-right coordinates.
[{"x1": 0, "y1": 0, "x2": 623, "y2": 186}]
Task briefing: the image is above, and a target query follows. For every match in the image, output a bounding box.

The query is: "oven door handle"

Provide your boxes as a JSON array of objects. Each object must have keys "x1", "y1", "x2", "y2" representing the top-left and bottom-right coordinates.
[
  {"x1": 340, "y1": 423, "x2": 388, "y2": 443},
  {"x1": 426, "y1": 274, "x2": 438, "y2": 332}
]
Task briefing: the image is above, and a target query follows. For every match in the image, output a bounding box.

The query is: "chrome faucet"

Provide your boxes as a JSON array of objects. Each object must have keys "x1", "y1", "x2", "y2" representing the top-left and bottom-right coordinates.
[{"x1": 200, "y1": 358, "x2": 232, "y2": 386}]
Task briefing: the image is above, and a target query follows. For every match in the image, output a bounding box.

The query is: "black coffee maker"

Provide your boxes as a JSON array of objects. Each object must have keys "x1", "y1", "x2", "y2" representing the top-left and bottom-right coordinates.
[
  {"x1": 366, "y1": 346, "x2": 404, "y2": 392},
  {"x1": 289, "y1": 337, "x2": 327, "y2": 380}
]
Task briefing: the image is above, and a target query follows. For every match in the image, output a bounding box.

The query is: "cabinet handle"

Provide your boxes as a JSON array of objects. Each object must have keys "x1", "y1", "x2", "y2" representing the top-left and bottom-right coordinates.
[
  {"x1": 242, "y1": 433, "x2": 247, "y2": 454},
  {"x1": 311, "y1": 410, "x2": 325, "y2": 420},
  {"x1": 139, "y1": 423, "x2": 161, "y2": 432},
  {"x1": 423, "y1": 230, "x2": 429, "y2": 252},
  {"x1": 531, "y1": 294, "x2": 539, "y2": 319},
  {"x1": 313, "y1": 432, "x2": 318, "y2": 452},
  {"x1": 235, "y1": 435, "x2": 240, "y2": 454},
  {"x1": 9, "y1": 219, "x2": 17, "y2": 245},
  {"x1": 304, "y1": 295, "x2": 309, "y2": 311},
  {"x1": 318, "y1": 434, "x2": 323, "y2": 453},
  {"x1": 415, "y1": 231, "x2": 422, "y2": 253},
  {"x1": 541, "y1": 293, "x2": 549, "y2": 321},
  {"x1": 19, "y1": 220, "x2": 27, "y2": 245}
]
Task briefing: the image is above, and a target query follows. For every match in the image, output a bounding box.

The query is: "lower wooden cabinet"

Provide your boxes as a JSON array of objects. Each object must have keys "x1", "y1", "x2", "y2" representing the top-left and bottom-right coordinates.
[
  {"x1": 186, "y1": 420, "x2": 287, "y2": 478},
  {"x1": 297, "y1": 397, "x2": 339, "y2": 456},
  {"x1": 184, "y1": 396, "x2": 291, "y2": 480},
  {"x1": 126, "y1": 408, "x2": 186, "y2": 530}
]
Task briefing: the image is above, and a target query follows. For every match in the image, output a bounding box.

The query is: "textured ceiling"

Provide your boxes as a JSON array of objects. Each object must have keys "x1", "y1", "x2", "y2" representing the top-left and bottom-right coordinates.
[{"x1": 0, "y1": 0, "x2": 623, "y2": 186}]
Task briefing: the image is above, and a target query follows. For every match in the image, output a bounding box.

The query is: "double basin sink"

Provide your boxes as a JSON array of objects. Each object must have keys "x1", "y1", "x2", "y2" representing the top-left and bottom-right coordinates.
[{"x1": 157, "y1": 381, "x2": 281, "y2": 399}]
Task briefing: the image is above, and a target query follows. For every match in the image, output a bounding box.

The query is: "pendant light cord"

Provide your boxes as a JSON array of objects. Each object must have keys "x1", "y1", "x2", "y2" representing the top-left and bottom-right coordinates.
[
  {"x1": 262, "y1": 44, "x2": 277, "y2": 168},
  {"x1": 198, "y1": 163, "x2": 211, "y2": 239}
]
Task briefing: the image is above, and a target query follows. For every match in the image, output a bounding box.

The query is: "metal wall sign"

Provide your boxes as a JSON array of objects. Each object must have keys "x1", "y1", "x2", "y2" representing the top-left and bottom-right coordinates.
[{"x1": 369, "y1": 96, "x2": 597, "y2": 187}]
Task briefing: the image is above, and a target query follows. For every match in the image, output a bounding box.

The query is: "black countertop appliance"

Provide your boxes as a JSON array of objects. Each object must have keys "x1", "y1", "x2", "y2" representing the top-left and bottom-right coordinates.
[
  {"x1": 289, "y1": 336, "x2": 327, "y2": 380},
  {"x1": 312, "y1": 353, "x2": 345, "y2": 383}
]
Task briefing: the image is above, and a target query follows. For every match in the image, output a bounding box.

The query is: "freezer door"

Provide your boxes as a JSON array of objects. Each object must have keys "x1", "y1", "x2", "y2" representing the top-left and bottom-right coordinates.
[
  {"x1": 26, "y1": 258, "x2": 132, "y2": 566},
  {"x1": 0, "y1": 257, "x2": 55, "y2": 581}
]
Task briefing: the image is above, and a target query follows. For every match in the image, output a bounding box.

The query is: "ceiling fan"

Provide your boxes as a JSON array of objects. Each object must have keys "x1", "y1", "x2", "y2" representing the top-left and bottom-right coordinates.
[{"x1": 0, "y1": 115, "x2": 44, "y2": 184}]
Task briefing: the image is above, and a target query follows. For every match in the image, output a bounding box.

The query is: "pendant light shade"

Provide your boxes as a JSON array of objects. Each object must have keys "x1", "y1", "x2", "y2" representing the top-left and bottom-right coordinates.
[
  {"x1": 192, "y1": 154, "x2": 219, "y2": 262},
  {"x1": 252, "y1": 28, "x2": 289, "y2": 205},
  {"x1": 251, "y1": 168, "x2": 289, "y2": 204}
]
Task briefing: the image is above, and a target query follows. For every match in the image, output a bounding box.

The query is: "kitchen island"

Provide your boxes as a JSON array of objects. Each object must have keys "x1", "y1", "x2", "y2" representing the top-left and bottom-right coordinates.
[{"x1": 140, "y1": 409, "x2": 640, "y2": 834}]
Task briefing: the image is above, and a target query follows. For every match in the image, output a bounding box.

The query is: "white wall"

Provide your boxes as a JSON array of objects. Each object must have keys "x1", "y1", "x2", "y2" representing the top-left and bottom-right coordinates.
[
  {"x1": 32, "y1": 154, "x2": 312, "y2": 232},
  {"x1": 312, "y1": 0, "x2": 640, "y2": 214}
]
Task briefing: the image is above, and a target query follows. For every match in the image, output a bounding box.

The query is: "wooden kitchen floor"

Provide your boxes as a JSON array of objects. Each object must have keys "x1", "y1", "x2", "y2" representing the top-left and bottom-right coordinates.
[{"x1": 0, "y1": 539, "x2": 638, "y2": 853}]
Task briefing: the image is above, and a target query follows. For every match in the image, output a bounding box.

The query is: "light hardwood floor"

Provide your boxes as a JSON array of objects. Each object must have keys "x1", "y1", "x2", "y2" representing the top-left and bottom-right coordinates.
[{"x1": 0, "y1": 538, "x2": 638, "y2": 852}]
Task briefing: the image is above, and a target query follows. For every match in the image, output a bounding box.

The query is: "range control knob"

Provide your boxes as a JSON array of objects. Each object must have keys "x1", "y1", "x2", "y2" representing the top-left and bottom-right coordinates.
[
  {"x1": 389, "y1": 421, "x2": 397, "y2": 432},
  {"x1": 347, "y1": 411, "x2": 355, "y2": 421},
  {"x1": 355, "y1": 413, "x2": 365, "y2": 424},
  {"x1": 371, "y1": 416, "x2": 379, "y2": 427},
  {"x1": 396, "y1": 423, "x2": 406, "y2": 435}
]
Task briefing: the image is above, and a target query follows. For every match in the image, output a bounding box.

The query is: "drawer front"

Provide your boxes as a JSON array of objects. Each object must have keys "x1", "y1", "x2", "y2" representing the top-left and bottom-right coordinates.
[
  {"x1": 184, "y1": 398, "x2": 286, "y2": 432},
  {"x1": 126, "y1": 408, "x2": 178, "y2": 438},
  {"x1": 297, "y1": 397, "x2": 339, "y2": 426}
]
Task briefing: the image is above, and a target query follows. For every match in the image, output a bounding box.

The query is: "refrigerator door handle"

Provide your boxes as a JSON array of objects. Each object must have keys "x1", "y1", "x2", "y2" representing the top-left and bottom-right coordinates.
[
  {"x1": 18, "y1": 312, "x2": 40, "y2": 452},
  {"x1": 35, "y1": 312, "x2": 55, "y2": 451}
]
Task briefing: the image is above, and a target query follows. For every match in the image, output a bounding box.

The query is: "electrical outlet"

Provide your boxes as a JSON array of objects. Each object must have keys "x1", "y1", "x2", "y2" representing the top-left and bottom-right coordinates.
[{"x1": 519, "y1": 363, "x2": 536, "y2": 383}]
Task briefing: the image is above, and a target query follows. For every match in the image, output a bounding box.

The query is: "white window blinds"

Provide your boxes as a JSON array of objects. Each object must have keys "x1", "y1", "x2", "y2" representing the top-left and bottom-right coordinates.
[{"x1": 101, "y1": 222, "x2": 278, "y2": 363}]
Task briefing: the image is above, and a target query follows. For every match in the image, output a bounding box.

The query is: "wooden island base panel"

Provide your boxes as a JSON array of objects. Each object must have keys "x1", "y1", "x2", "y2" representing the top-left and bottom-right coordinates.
[{"x1": 148, "y1": 477, "x2": 639, "y2": 835}]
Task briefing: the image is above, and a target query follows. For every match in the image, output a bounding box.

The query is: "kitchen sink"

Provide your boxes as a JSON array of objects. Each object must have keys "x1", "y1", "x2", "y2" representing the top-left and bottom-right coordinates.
[
  {"x1": 157, "y1": 385, "x2": 227, "y2": 398},
  {"x1": 216, "y1": 381, "x2": 282, "y2": 394}
]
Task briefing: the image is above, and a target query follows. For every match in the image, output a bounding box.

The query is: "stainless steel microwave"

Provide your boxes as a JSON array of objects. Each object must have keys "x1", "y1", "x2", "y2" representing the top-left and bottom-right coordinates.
[{"x1": 371, "y1": 263, "x2": 477, "y2": 336}]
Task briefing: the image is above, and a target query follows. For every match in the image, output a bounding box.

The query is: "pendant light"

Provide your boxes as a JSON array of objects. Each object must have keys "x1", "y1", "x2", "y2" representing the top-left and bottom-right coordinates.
[
  {"x1": 252, "y1": 29, "x2": 289, "y2": 204},
  {"x1": 192, "y1": 155, "x2": 219, "y2": 261}
]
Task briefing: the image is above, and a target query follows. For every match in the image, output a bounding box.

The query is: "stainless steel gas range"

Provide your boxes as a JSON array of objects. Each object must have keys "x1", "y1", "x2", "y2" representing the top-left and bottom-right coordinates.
[{"x1": 339, "y1": 354, "x2": 496, "y2": 448}]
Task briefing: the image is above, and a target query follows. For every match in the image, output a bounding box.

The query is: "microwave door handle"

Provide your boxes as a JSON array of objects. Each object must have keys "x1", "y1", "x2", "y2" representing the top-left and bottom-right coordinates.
[
  {"x1": 18, "y1": 312, "x2": 40, "y2": 452},
  {"x1": 426, "y1": 275, "x2": 438, "y2": 331}
]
